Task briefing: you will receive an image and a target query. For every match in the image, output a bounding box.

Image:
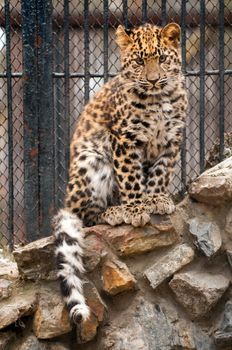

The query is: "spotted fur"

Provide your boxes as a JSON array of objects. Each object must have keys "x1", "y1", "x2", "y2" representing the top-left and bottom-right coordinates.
[{"x1": 54, "y1": 22, "x2": 188, "y2": 323}]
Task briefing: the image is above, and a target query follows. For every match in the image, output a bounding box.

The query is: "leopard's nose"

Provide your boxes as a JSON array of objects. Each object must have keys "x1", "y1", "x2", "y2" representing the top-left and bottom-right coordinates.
[{"x1": 147, "y1": 78, "x2": 159, "y2": 85}]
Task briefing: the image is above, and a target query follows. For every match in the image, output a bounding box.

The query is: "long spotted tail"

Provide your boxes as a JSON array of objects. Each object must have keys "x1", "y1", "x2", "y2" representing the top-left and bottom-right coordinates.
[{"x1": 53, "y1": 209, "x2": 90, "y2": 323}]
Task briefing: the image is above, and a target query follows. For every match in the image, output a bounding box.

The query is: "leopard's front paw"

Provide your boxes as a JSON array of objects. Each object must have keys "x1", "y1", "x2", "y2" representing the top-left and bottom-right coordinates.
[
  {"x1": 100, "y1": 204, "x2": 151, "y2": 227},
  {"x1": 146, "y1": 194, "x2": 175, "y2": 215},
  {"x1": 100, "y1": 206, "x2": 124, "y2": 226},
  {"x1": 122, "y1": 205, "x2": 151, "y2": 227}
]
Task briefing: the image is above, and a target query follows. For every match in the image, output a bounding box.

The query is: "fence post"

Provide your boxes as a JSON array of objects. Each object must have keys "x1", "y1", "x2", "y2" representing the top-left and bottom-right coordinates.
[
  {"x1": 22, "y1": 0, "x2": 54, "y2": 242},
  {"x1": 22, "y1": 0, "x2": 40, "y2": 242},
  {"x1": 37, "y1": 0, "x2": 55, "y2": 237}
]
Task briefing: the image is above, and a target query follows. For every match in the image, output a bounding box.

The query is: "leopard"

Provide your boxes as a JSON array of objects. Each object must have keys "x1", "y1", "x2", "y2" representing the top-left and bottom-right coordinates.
[{"x1": 53, "y1": 22, "x2": 188, "y2": 324}]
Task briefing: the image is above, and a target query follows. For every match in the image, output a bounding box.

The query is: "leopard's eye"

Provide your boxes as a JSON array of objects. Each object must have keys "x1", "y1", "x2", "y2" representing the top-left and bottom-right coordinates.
[
  {"x1": 135, "y1": 57, "x2": 144, "y2": 65},
  {"x1": 159, "y1": 55, "x2": 166, "y2": 63}
]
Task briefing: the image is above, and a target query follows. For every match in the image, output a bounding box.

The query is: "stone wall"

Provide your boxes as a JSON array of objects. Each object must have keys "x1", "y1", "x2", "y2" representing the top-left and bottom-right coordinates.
[{"x1": 0, "y1": 157, "x2": 232, "y2": 350}]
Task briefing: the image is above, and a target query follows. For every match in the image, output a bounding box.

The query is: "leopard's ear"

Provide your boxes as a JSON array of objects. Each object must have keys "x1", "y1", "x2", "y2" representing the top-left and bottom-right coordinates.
[
  {"x1": 161, "y1": 23, "x2": 180, "y2": 48},
  {"x1": 115, "y1": 25, "x2": 133, "y2": 50}
]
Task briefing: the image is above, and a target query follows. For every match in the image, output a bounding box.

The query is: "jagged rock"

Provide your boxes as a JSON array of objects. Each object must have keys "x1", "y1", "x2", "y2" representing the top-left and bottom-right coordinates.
[
  {"x1": 169, "y1": 271, "x2": 230, "y2": 319},
  {"x1": 144, "y1": 244, "x2": 194, "y2": 290},
  {"x1": 0, "y1": 257, "x2": 18, "y2": 280},
  {"x1": 83, "y1": 229, "x2": 108, "y2": 272},
  {"x1": 189, "y1": 156, "x2": 232, "y2": 205},
  {"x1": 103, "y1": 215, "x2": 178, "y2": 256},
  {"x1": 102, "y1": 259, "x2": 136, "y2": 295},
  {"x1": 0, "y1": 331, "x2": 16, "y2": 350},
  {"x1": 100, "y1": 297, "x2": 214, "y2": 350},
  {"x1": 33, "y1": 284, "x2": 72, "y2": 339},
  {"x1": 0, "y1": 279, "x2": 12, "y2": 300},
  {"x1": 214, "y1": 300, "x2": 232, "y2": 348},
  {"x1": 78, "y1": 281, "x2": 105, "y2": 343},
  {"x1": 13, "y1": 236, "x2": 57, "y2": 281},
  {"x1": 188, "y1": 218, "x2": 221, "y2": 257},
  {"x1": 227, "y1": 250, "x2": 232, "y2": 270},
  {"x1": 0, "y1": 287, "x2": 37, "y2": 330}
]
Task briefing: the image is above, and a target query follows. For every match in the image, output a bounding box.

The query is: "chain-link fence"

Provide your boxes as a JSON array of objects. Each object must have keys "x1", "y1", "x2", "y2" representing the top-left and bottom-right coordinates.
[{"x1": 0, "y1": 0, "x2": 232, "y2": 248}]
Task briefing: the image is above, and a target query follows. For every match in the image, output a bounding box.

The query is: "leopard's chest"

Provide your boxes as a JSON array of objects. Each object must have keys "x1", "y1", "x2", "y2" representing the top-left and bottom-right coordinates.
[
  {"x1": 131, "y1": 98, "x2": 172, "y2": 136},
  {"x1": 131, "y1": 98, "x2": 177, "y2": 162}
]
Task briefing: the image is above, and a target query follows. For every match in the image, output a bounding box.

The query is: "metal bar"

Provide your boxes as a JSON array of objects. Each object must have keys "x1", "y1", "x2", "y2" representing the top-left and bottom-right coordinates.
[
  {"x1": 64, "y1": 0, "x2": 70, "y2": 181},
  {"x1": 0, "y1": 68, "x2": 227, "y2": 80},
  {"x1": 84, "y1": 0, "x2": 90, "y2": 103},
  {"x1": 199, "y1": 0, "x2": 205, "y2": 173},
  {"x1": 54, "y1": 33, "x2": 65, "y2": 211},
  {"x1": 184, "y1": 69, "x2": 232, "y2": 76},
  {"x1": 103, "y1": 0, "x2": 109, "y2": 83},
  {"x1": 2, "y1": 11, "x2": 232, "y2": 29},
  {"x1": 21, "y1": 0, "x2": 39, "y2": 242},
  {"x1": 161, "y1": 0, "x2": 167, "y2": 26},
  {"x1": 123, "y1": 0, "x2": 128, "y2": 27},
  {"x1": 4, "y1": 0, "x2": 14, "y2": 249},
  {"x1": 37, "y1": 0, "x2": 55, "y2": 237},
  {"x1": 219, "y1": 0, "x2": 225, "y2": 161},
  {"x1": 51, "y1": 69, "x2": 232, "y2": 78},
  {"x1": 0, "y1": 72, "x2": 22, "y2": 77},
  {"x1": 180, "y1": 0, "x2": 187, "y2": 194},
  {"x1": 53, "y1": 72, "x2": 115, "y2": 78},
  {"x1": 142, "y1": 0, "x2": 148, "y2": 24}
]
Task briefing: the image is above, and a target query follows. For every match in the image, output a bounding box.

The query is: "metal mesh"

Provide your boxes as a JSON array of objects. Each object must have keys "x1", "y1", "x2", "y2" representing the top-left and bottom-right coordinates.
[
  {"x1": 0, "y1": 0, "x2": 25, "y2": 248},
  {"x1": 0, "y1": 0, "x2": 232, "y2": 248}
]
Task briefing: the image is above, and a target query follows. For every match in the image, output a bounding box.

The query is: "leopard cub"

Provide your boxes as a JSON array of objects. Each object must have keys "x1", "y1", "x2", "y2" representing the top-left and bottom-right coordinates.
[{"x1": 54, "y1": 22, "x2": 188, "y2": 323}]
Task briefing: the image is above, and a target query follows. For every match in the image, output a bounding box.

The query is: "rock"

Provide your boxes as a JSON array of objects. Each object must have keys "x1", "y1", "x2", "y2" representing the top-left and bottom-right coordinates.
[
  {"x1": 83, "y1": 229, "x2": 107, "y2": 272},
  {"x1": 103, "y1": 215, "x2": 178, "y2": 256},
  {"x1": 0, "y1": 257, "x2": 18, "y2": 280},
  {"x1": 33, "y1": 284, "x2": 72, "y2": 339},
  {"x1": 102, "y1": 259, "x2": 136, "y2": 295},
  {"x1": 0, "y1": 287, "x2": 37, "y2": 329},
  {"x1": 225, "y1": 208, "x2": 232, "y2": 236},
  {"x1": 48, "y1": 343, "x2": 69, "y2": 350},
  {"x1": 78, "y1": 281, "x2": 105, "y2": 343},
  {"x1": 0, "y1": 331, "x2": 16, "y2": 350},
  {"x1": 13, "y1": 236, "x2": 57, "y2": 281},
  {"x1": 214, "y1": 300, "x2": 232, "y2": 348},
  {"x1": 16, "y1": 335, "x2": 48, "y2": 350},
  {"x1": 205, "y1": 132, "x2": 232, "y2": 169},
  {"x1": 78, "y1": 312, "x2": 99, "y2": 344},
  {"x1": 227, "y1": 250, "x2": 232, "y2": 270},
  {"x1": 0, "y1": 279, "x2": 12, "y2": 300},
  {"x1": 189, "y1": 156, "x2": 232, "y2": 205},
  {"x1": 16, "y1": 336, "x2": 69, "y2": 350},
  {"x1": 100, "y1": 297, "x2": 214, "y2": 350},
  {"x1": 169, "y1": 271, "x2": 230, "y2": 319},
  {"x1": 144, "y1": 244, "x2": 194, "y2": 289},
  {"x1": 188, "y1": 218, "x2": 221, "y2": 257}
]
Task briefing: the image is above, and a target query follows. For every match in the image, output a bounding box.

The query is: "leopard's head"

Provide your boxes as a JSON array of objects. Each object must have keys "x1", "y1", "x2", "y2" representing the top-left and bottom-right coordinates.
[{"x1": 116, "y1": 23, "x2": 182, "y2": 95}]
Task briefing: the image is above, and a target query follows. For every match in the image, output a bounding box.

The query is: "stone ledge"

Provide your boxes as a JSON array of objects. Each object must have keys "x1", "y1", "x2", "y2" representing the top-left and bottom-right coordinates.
[
  {"x1": 0, "y1": 186, "x2": 232, "y2": 349},
  {"x1": 101, "y1": 215, "x2": 178, "y2": 256}
]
